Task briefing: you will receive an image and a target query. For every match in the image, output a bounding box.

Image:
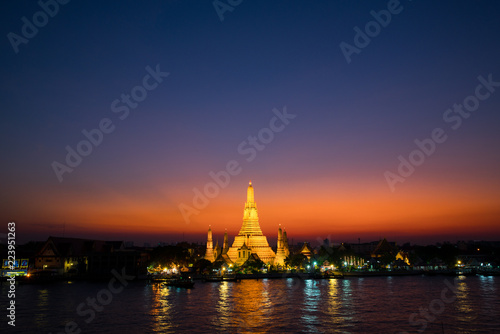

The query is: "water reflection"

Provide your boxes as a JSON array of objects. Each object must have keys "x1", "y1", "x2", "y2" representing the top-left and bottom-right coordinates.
[
  {"x1": 215, "y1": 282, "x2": 231, "y2": 329},
  {"x1": 7, "y1": 276, "x2": 499, "y2": 333},
  {"x1": 327, "y1": 279, "x2": 342, "y2": 324},
  {"x1": 479, "y1": 275, "x2": 497, "y2": 318},
  {"x1": 454, "y1": 276, "x2": 474, "y2": 322},
  {"x1": 386, "y1": 276, "x2": 394, "y2": 296},
  {"x1": 149, "y1": 283, "x2": 174, "y2": 333},
  {"x1": 301, "y1": 279, "x2": 320, "y2": 331},
  {"x1": 479, "y1": 275, "x2": 496, "y2": 293},
  {"x1": 323, "y1": 278, "x2": 357, "y2": 331},
  {"x1": 230, "y1": 280, "x2": 272, "y2": 333},
  {"x1": 340, "y1": 279, "x2": 353, "y2": 311},
  {"x1": 35, "y1": 289, "x2": 49, "y2": 328}
]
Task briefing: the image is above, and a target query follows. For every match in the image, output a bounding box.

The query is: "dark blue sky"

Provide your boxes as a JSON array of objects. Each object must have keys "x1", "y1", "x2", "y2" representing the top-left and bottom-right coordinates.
[{"x1": 1, "y1": 1, "x2": 500, "y2": 244}]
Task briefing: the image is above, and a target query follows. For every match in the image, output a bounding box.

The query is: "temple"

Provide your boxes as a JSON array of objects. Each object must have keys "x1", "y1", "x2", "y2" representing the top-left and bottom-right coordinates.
[
  {"x1": 204, "y1": 181, "x2": 289, "y2": 266},
  {"x1": 204, "y1": 226, "x2": 216, "y2": 262},
  {"x1": 274, "y1": 225, "x2": 287, "y2": 265}
]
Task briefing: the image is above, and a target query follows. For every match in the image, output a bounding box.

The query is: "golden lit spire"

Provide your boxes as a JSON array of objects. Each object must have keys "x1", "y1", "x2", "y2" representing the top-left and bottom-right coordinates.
[
  {"x1": 247, "y1": 180, "x2": 254, "y2": 203},
  {"x1": 226, "y1": 181, "x2": 276, "y2": 265},
  {"x1": 207, "y1": 226, "x2": 212, "y2": 240},
  {"x1": 204, "y1": 225, "x2": 215, "y2": 262},
  {"x1": 241, "y1": 180, "x2": 261, "y2": 232}
]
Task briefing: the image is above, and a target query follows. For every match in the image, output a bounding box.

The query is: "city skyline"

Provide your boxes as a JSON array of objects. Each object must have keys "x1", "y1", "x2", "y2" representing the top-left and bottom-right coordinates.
[{"x1": 1, "y1": 1, "x2": 500, "y2": 246}]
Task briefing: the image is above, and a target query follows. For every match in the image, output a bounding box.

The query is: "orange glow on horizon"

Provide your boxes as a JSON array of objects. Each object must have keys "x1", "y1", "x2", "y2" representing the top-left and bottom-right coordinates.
[{"x1": 11, "y1": 176, "x2": 500, "y2": 243}]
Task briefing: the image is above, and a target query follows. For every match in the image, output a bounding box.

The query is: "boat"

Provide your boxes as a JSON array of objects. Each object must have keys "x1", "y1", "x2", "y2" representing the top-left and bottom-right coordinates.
[
  {"x1": 328, "y1": 272, "x2": 345, "y2": 279},
  {"x1": 204, "y1": 274, "x2": 238, "y2": 282},
  {"x1": 312, "y1": 272, "x2": 328, "y2": 279},
  {"x1": 203, "y1": 275, "x2": 222, "y2": 282},
  {"x1": 162, "y1": 275, "x2": 195, "y2": 288},
  {"x1": 221, "y1": 274, "x2": 238, "y2": 282},
  {"x1": 147, "y1": 273, "x2": 169, "y2": 283},
  {"x1": 19, "y1": 270, "x2": 63, "y2": 284},
  {"x1": 454, "y1": 269, "x2": 477, "y2": 277},
  {"x1": 342, "y1": 270, "x2": 423, "y2": 277}
]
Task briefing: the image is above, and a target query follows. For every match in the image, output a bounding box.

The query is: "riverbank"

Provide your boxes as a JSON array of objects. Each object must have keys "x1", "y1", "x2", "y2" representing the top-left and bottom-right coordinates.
[{"x1": 4, "y1": 269, "x2": 499, "y2": 285}]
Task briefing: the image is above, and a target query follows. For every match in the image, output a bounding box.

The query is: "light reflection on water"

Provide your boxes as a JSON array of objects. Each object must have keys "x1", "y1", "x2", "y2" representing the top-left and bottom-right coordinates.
[
  {"x1": 327, "y1": 278, "x2": 341, "y2": 322},
  {"x1": 149, "y1": 282, "x2": 174, "y2": 333},
  {"x1": 456, "y1": 276, "x2": 472, "y2": 313},
  {"x1": 479, "y1": 275, "x2": 498, "y2": 319},
  {"x1": 215, "y1": 282, "x2": 231, "y2": 329},
  {"x1": 302, "y1": 279, "x2": 320, "y2": 331},
  {"x1": 233, "y1": 279, "x2": 272, "y2": 332},
  {"x1": 2, "y1": 276, "x2": 500, "y2": 333},
  {"x1": 326, "y1": 278, "x2": 355, "y2": 328},
  {"x1": 340, "y1": 278, "x2": 354, "y2": 325},
  {"x1": 34, "y1": 289, "x2": 49, "y2": 329}
]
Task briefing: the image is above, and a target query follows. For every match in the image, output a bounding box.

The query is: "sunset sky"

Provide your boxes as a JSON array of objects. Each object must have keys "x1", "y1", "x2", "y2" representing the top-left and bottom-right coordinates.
[{"x1": 1, "y1": 1, "x2": 499, "y2": 246}]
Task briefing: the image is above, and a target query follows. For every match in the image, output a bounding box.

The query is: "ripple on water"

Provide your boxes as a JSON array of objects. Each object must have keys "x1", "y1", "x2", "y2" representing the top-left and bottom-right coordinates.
[{"x1": 2, "y1": 276, "x2": 500, "y2": 333}]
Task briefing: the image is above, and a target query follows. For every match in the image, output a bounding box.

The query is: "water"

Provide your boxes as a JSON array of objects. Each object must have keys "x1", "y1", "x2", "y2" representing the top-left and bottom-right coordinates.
[{"x1": 2, "y1": 275, "x2": 500, "y2": 333}]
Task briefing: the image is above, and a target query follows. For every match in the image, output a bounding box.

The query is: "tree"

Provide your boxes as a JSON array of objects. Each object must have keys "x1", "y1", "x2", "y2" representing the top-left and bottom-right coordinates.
[
  {"x1": 284, "y1": 256, "x2": 292, "y2": 269},
  {"x1": 149, "y1": 245, "x2": 191, "y2": 268},
  {"x1": 193, "y1": 259, "x2": 212, "y2": 274},
  {"x1": 380, "y1": 253, "x2": 396, "y2": 267},
  {"x1": 288, "y1": 253, "x2": 308, "y2": 269},
  {"x1": 242, "y1": 256, "x2": 265, "y2": 273}
]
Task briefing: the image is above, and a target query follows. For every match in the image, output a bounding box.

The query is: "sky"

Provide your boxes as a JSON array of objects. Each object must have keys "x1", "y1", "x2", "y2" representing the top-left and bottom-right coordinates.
[{"x1": 1, "y1": 0, "x2": 499, "y2": 246}]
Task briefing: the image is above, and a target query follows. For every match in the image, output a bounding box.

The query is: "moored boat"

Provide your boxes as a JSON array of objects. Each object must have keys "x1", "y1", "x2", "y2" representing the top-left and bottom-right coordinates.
[
  {"x1": 204, "y1": 273, "x2": 238, "y2": 282},
  {"x1": 162, "y1": 275, "x2": 195, "y2": 288}
]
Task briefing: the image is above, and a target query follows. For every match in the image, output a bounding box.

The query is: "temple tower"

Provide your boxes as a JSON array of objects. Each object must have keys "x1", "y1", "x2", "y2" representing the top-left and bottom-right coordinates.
[
  {"x1": 214, "y1": 240, "x2": 221, "y2": 259},
  {"x1": 227, "y1": 181, "x2": 276, "y2": 265},
  {"x1": 204, "y1": 226, "x2": 216, "y2": 262},
  {"x1": 283, "y1": 229, "x2": 290, "y2": 257},
  {"x1": 274, "y1": 224, "x2": 286, "y2": 266},
  {"x1": 222, "y1": 229, "x2": 229, "y2": 255}
]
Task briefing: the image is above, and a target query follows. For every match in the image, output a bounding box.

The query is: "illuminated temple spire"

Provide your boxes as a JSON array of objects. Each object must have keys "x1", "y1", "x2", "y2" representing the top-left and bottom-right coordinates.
[
  {"x1": 239, "y1": 180, "x2": 263, "y2": 235},
  {"x1": 204, "y1": 226, "x2": 216, "y2": 262},
  {"x1": 274, "y1": 224, "x2": 286, "y2": 266},
  {"x1": 227, "y1": 181, "x2": 276, "y2": 264},
  {"x1": 222, "y1": 229, "x2": 229, "y2": 254},
  {"x1": 247, "y1": 180, "x2": 255, "y2": 203},
  {"x1": 283, "y1": 229, "x2": 290, "y2": 257}
]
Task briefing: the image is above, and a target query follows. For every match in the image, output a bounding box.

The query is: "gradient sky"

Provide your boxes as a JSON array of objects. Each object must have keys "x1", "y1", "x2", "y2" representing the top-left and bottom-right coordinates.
[{"x1": 1, "y1": 0, "x2": 500, "y2": 246}]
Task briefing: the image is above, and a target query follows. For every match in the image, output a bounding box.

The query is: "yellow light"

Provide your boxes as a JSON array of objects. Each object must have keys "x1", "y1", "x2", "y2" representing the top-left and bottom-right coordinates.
[{"x1": 457, "y1": 261, "x2": 461, "y2": 265}]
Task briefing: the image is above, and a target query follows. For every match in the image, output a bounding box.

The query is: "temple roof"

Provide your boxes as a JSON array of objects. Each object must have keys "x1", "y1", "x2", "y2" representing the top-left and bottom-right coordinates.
[
  {"x1": 371, "y1": 238, "x2": 395, "y2": 256},
  {"x1": 299, "y1": 242, "x2": 314, "y2": 255}
]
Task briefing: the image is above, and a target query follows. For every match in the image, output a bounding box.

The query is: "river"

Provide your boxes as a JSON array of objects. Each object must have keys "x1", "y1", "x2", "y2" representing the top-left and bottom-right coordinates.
[{"x1": 1, "y1": 275, "x2": 499, "y2": 333}]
